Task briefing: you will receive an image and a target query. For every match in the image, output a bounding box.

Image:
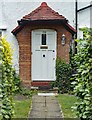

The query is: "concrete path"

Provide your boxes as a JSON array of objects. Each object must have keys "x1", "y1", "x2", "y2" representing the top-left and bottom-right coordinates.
[{"x1": 28, "y1": 95, "x2": 63, "y2": 119}]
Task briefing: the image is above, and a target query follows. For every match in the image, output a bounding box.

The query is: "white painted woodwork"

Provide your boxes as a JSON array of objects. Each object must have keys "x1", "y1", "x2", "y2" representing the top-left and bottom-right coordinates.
[{"x1": 32, "y1": 29, "x2": 56, "y2": 81}]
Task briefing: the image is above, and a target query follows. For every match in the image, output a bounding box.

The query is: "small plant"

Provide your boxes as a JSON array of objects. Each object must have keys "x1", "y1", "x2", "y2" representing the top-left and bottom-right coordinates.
[
  {"x1": 19, "y1": 87, "x2": 32, "y2": 97},
  {"x1": 51, "y1": 58, "x2": 72, "y2": 93},
  {"x1": 19, "y1": 87, "x2": 37, "y2": 97}
]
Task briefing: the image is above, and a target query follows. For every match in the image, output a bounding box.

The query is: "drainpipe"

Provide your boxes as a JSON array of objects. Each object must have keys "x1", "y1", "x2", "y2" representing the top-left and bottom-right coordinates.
[
  {"x1": 75, "y1": 0, "x2": 78, "y2": 38},
  {"x1": 75, "y1": 0, "x2": 78, "y2": 53}
]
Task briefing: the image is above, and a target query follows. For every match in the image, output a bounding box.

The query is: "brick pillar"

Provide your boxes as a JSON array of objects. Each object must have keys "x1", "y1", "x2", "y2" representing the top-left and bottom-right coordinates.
[{"x1": 17, "y1": 26, "x2": 31, "y2": 87}]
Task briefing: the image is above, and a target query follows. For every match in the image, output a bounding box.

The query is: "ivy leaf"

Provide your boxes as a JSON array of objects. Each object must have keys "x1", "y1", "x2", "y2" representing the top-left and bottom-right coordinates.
[
  {"x1": 81, "y1": 70, "x2": 89, "y2": 75},
  {"x1": 4, "y1": 115, "x2": 10, "y2": 119}
]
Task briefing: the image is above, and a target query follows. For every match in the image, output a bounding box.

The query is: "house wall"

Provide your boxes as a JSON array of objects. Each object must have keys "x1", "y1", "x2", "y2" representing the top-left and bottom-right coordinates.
[
  {"x1": 77, "y1": 1, "x2": 91, "y2": 39},
  {"x1": 0, "y1": 0, "x2": 91, "y2": 73},
  {"x1": 16, "y1": 24, "x2": 72, "y2": 86},
  {"x1": 0, "y1": 1, "x2": 75, "y2": 73}
]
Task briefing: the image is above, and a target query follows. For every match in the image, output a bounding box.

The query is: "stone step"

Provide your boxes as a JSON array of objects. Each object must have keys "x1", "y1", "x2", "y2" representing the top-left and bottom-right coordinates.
[
  {"x1": 38, "y1": 92, "x2": 58, "y2": 96},
  {"x1": 31, "y1": 86, "x2": 59, "y2": 93}
]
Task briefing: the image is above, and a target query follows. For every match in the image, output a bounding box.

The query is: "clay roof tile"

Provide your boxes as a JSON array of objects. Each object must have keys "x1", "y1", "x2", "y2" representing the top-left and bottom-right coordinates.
[
  {"x1": 22, "y1": 2, "x2": 65, "y2": 21},
  {"x1": 12, "y1": 2, "x2": 76, "y2": 35}
]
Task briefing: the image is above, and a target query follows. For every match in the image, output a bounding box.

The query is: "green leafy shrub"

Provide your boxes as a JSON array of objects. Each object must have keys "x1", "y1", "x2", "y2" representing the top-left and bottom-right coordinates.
[
  {"x1": 19, "y1": 87, "x2": 37, "y2": 97},
  {"x1": 71, "y1": 28, "x2": 92, "y2": 120},
  {"x1": 12, "y1": 69, "x2": 21, "y2": 93},
  {"x1": 0, "y1": 37, "x2": 14, "y2": 119},
  {"x1": 51, "y1": 58, "x2": 72, "y2": 93},
  {"x1": 19, "y1": 87, "x2": 32, "y2": 97}
]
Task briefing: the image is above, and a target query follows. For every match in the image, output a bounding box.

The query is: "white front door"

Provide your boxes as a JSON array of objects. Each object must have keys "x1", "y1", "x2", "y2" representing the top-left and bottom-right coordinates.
[{"x1": 32, "y1": 29, "x2": 56, "y2": 81}]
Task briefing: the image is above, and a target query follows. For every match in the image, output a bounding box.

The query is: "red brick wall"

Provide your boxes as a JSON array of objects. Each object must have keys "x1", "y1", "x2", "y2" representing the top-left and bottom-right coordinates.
[
  {"x1": 16, "y1": 24, "x2": 72, "y2": 86},
  {"x1": 16, "y1": 26, "x2": 31, "y2": 87}
]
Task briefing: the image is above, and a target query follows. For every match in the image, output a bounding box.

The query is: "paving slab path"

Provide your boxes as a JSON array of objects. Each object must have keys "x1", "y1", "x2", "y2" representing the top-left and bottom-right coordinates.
[{"x1": 28, "y1": 95, "x2": 63, "y2": 119}]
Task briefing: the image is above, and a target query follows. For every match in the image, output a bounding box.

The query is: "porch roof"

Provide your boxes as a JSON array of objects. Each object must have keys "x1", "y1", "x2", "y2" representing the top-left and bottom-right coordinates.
[{"x1": 12, "y1": 2, "x2": 76, "y2": 35}]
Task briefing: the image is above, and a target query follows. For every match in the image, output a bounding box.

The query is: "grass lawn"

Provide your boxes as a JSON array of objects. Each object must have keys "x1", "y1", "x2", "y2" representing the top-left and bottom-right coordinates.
[
  {"x1": 57, "y1": 94, "x2": 77, "y2": 118},
  {"x1": 0, "y1": 96, "x2": 32, "y2": 119},
  {"x1": 13, "y1": 96, "x2": 32, "y2": 118}
]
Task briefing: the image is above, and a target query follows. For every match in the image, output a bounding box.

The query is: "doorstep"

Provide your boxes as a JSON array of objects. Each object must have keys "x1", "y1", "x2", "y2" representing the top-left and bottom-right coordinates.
[{"x1": 38, "y1": 92, "x2": 58, "y2": 96}]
